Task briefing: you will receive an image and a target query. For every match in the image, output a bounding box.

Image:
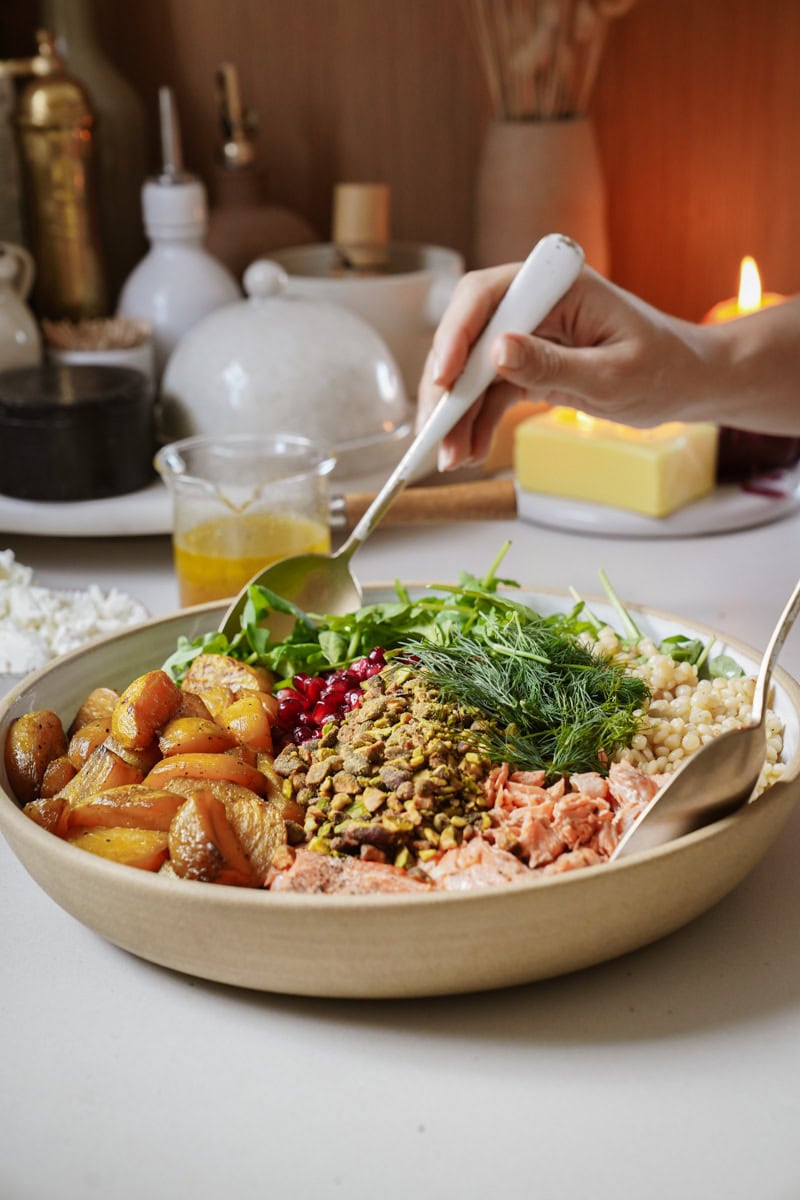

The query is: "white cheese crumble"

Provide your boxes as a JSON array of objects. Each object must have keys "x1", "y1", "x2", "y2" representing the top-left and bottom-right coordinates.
[{"x1": 0, "y1": 550, "x2": 148, "y2": 674}]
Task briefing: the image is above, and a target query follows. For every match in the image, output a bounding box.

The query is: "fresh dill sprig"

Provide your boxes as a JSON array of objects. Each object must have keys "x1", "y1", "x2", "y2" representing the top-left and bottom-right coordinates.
[{"x1": 404, "y1": 618, "x2": 650, "y2": 778}]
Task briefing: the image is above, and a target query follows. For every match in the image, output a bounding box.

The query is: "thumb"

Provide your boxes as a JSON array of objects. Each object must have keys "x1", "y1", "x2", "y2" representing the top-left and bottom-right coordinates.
[{"x1": 492, "y1": 331, "x2": 588, "y2": 397}]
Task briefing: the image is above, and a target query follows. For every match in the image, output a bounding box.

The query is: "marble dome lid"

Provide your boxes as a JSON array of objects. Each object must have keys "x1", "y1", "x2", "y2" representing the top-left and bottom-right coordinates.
[{"x1": 160, "y1": 260, "x2": 413, "y2": 482}]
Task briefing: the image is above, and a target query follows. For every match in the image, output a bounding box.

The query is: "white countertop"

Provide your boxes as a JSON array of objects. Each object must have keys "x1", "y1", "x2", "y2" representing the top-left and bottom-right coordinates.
[{"x1": 2, "y1": 507, "x2": 800, "y2": 1200}]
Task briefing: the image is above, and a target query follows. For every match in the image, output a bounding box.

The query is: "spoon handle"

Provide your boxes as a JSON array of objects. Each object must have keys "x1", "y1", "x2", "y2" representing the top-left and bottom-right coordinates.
[
  {"x1": 753, "y1": 576, "x2": 800, "y2": 723},
  {"x1": 339, "y1": 233, "x2": 585, "y2": 558}
]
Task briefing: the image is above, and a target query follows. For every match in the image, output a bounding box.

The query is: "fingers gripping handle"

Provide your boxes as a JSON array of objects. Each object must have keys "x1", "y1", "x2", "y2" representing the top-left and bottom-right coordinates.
[
  {"x1": 419, "y1": 233, "x2": 585, "y2": 456},
  {"x1": 343, "y1": 234, "x2": 584, "y2": 553}
]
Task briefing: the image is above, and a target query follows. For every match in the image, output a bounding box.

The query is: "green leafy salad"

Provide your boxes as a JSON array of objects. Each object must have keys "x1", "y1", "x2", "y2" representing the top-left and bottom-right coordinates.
[{"x1": 163, "y1": 543, "x2": 743, "y2": 778}]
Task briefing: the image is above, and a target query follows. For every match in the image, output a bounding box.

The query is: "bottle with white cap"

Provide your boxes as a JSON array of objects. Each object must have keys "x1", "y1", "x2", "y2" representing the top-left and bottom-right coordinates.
[{"x1": 117, "y1": 86, "x2": 240, "y2": 380}]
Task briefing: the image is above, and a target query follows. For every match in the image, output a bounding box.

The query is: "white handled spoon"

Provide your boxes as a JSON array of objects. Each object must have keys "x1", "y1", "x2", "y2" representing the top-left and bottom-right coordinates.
[{"x1": 218, "y1": 233, "x2": 585, "y2": 638}]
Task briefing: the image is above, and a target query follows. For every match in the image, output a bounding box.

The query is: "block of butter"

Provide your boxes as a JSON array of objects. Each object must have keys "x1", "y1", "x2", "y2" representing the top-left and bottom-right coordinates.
[{"x1": 514, "y1": 408, "x2": 719, "y2": 518}]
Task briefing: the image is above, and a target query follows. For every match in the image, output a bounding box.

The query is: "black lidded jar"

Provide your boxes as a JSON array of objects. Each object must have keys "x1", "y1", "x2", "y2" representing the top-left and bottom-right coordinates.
[{"x1": 0, "y1": 364, "x2": 155, "y2": 501}]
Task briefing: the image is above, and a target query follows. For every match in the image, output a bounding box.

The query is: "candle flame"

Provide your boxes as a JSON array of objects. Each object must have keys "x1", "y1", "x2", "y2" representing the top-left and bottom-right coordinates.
[{"x1": 737, "y1": 256, "x2": 762, "y2": 313}]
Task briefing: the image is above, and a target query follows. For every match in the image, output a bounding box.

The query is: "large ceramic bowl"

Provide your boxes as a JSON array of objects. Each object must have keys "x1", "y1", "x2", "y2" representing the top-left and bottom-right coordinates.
[{"x1": 1, "y1": 587, "x2": 799, "y2": 999}]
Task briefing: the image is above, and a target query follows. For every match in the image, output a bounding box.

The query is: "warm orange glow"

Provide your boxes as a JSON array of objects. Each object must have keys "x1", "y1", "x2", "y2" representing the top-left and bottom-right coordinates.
[
  {"x1": 551, "y1": 406, "x2": 686, "y2": 442},
  {"x1": 704, "y1": 255, "x2": 786, "y2": 323}
]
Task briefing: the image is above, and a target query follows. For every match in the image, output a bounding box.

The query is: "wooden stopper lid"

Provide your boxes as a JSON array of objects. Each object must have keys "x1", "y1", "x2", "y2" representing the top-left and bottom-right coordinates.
[{"x1": 332, "y1": 182, "x2": 390, "y2": 269}]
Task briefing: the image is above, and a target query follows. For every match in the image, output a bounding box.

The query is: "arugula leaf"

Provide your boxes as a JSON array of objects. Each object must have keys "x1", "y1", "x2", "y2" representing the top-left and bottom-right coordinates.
[
  {"x1": 659, "y1": 634, "x2": 706, "y2": 664},
  {"x1": 707, "y1": 654, "x2": 745, "y2": 679},
  {"x1": 162, "y1": 632, "x2": 236, "y2": 683}
]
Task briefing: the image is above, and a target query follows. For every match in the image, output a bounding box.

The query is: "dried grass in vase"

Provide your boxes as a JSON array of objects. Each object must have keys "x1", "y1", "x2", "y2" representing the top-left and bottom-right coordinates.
[{"x1": 467, "y1": 0, "x2": 638, "y2": 121}]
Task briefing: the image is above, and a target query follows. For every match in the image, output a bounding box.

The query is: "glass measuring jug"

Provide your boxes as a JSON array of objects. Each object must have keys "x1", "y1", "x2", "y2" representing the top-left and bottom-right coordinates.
[{"x1": 155, "y1": 432, "x2": 334, "y2": 606}]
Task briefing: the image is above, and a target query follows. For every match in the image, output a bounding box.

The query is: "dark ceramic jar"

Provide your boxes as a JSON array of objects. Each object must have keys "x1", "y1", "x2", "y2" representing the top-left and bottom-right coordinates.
[{"x1": 0, "y1": 364, "x2": 155, "y2": 501}]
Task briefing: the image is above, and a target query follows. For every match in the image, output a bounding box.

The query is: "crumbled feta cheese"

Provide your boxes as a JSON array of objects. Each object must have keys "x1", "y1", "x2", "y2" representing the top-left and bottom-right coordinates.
[{"x1": 0, "y1": 551, "x2": 148, "y2": 674}]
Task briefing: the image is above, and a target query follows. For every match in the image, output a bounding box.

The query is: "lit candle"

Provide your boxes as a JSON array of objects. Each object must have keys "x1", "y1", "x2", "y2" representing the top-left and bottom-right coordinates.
[
  {"x1": 701, "y1": 256, "x2": 796, "y2": 482},
  {"x1": 703, "y1": 255, "x2": 786, "y2": 323}
]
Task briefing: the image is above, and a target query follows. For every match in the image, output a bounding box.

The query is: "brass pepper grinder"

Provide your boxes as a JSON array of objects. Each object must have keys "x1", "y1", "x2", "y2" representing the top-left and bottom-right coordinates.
[{"x1": 0, "y1": 29, "x2": 107, "y2": 319}]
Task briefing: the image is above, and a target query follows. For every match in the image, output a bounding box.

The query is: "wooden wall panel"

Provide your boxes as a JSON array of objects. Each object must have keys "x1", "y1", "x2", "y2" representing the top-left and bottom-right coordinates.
[{"x1": 3, "y1": 0, "x2": 800, "y2": 321}]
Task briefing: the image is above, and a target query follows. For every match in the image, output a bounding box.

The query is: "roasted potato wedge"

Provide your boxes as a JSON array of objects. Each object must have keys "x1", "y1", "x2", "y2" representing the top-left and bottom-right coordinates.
[
  {"x1": 219, "y1": 693, "x2": 274, "y2": 755},
  {"x1": 68, "y1": 827, "x2": 169, "y2": 871},
  {"x1": 161, "y1": 777, "x2": 287, "y2": 885},
  {"x1": 186, "y1": 685, "x2": 235, "y2": 720},
  {"x1": 22, "y1": 795, "x2": 70, "y2": 837},
  {"x1": 103, "y1": 736, "x2": 162, "y2": 774},
  {"x1": 57, "y1": 743, "x2": 145, "y2": 808},
  {"x1": 67, "y1": 717, "x2": 112, "y2": 769},
  {"x1": 168, "y1": 791, "x2": 255, "y2": 886},
  {"x1": 68, "y1": 687, "x2": 120, "y2": 736},
  {"x1": 144, "y1": 752, "x2": 270, "y2": 795},
  {"x1": 4, "y1": 710, "x2": 68, "y2": 805},
  {"x1": 66, "y1": 784, "x2": 185, "y2": 832},
  {"x1": 111, "y1": 669, "x2": 182, "y2": 751},
  {"x1": 158, "y1": 716, "x2": 237, "y2": 758},
  {"x1": 40, "y1": 754, "x2": 77, "y2": 799},
  {"x1": 181, "y1": 653, "x2": 273, "y2": 698},
  {"x1": 173, "y1": 690, "x2": 213, "y2": 721}
]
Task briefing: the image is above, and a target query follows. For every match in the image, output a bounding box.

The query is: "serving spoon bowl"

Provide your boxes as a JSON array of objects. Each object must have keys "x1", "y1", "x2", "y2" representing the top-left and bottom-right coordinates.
[
  {"x1": 612, "y1": 575, "x2": 800, "y2": 860},
  {"x1": 217, "y1": 234, "x2": 585, "y2": 640}
]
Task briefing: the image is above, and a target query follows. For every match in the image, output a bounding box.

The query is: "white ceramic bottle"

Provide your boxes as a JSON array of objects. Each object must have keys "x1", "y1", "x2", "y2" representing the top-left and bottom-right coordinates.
[{"x1": 117, "y1": 87, "x2": 240, "y2": 380}]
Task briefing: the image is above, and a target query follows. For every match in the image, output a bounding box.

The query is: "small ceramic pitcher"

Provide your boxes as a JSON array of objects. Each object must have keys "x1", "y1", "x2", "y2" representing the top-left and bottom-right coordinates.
[{"x1": 0, "y1": 242, "x2": 42, "y2": 370}]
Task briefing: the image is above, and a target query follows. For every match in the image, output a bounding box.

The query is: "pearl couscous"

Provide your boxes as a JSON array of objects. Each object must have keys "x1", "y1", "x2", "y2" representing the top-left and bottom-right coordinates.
[{"x1": 588, "y1": 628, "x2": 784, "y2": 794}]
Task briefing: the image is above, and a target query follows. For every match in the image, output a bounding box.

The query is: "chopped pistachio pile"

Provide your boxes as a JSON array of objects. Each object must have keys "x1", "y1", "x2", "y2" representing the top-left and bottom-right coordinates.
[{"x1": 272, "y1": 666, "x2": 497, "y2": 870}]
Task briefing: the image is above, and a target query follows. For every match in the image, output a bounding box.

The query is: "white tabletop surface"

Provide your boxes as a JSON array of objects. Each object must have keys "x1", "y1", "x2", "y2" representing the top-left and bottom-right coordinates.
[{"x1": 2, "y1": 506, "x2": 800, "y2": 1200}]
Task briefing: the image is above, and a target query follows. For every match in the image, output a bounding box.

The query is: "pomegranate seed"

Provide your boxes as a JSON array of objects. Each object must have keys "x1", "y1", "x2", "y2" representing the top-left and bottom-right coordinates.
[{"x1": 277, "y1": 697, "x2": 304, "y2": 723}]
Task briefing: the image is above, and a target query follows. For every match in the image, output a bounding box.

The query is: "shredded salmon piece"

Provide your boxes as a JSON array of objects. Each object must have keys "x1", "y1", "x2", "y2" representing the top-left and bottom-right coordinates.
[
  {"x1": 424, "y1": 838, "x2": 532, "y2": 890},
  {"x1": 266, "y1": 848, "x2": 431, "y2": 894},
  {"x1": 536, "y1": 846, "x2": 605, "y2": 876}
]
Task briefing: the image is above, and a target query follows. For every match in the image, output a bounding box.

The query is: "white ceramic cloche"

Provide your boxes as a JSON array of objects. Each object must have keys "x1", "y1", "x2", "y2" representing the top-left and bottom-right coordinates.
[
  {"x1": 0, "y1": 242, "x2": 42, "y2": 371},
  {"x1": 160, "y1": 260, "x2": 413, "y2": 486}
]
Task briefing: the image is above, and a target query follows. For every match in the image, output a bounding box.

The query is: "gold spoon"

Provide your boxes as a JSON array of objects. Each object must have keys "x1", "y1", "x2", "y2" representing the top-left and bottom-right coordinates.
[{"x1": 612, "y1": 576, "x2": 800, "y2": 860}]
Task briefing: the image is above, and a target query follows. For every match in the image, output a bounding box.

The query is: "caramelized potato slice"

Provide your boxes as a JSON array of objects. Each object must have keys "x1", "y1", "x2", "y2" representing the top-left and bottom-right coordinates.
[
  {"x1": 225, "y1": 790, "x2": 287, "y2": 885},
  {"x1": 219, "y1": 693, "x2": 274, "y2": 755},
  {"x1": 173, "y1": 690, "x2": 213, "y2": 721},
  {"x1": 256, "y1": 754, "x2": 287, "y2": 805},
  {"x1": 66, "y1": 784, "x2": 185, "y2": 832},
  {"x1": 40, "y1": 754, "x2": 77, "y2": 799},
  {"x1": 144, "y1": 753, "x2": 270, "y2": 795},
  {"x1": 168, "y1": 791, "x2": 255, "y2": 886},
  {"x1": 23, "y1": 795, "x2": 70, "y2": 837},
  {"x1": 68, "y1": 827, "x2": 169, "y2": 872},
  {"x1": 68, "y1": 687, "x2": 120, "y2": 736},
  {"x1": 111, "y1": 669, "x2": 182, "y2": 751},
  {"x1": 158, "y1": 716, "x2": 237, "y2": 758},
  {"x1": 187, "y1": 685, "x2": 235, "y2": 720},
  {"x1": 161, "y1": 777, "x2": 287, "y2": 885},
  {"x1": 103, "y1": 736, "x2": 162, "y2": 775},
  {"x1": 67, "y1": 717, "x2": 112, "y2": 769},
  {"x1": 4, "y1": 710, "x2": 68, "y2": 805},
  {"x1": 57, "y1": 743, "x2": 145, "y2": 808},
  {"x1": 182, "y1": 654, "x2": 273, "y2": 698}
]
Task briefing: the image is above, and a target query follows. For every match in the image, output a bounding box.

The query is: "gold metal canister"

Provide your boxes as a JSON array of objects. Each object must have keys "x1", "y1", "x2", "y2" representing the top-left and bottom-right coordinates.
[{"x1": 9, "y1": 31, "x2": 107, "y2": 319}]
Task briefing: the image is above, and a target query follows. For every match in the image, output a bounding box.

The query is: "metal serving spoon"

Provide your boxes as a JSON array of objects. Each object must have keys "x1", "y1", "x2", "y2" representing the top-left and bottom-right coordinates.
[
  {"x1": 217, "y1": 233, "x2": 585, "y2": 639},
  {"x1": 612, "y1": 576, "x2": 800, "y2": 861}
]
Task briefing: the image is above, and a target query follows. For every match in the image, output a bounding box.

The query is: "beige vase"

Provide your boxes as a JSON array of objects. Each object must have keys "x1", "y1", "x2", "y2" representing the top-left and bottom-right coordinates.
[{"x1": 473, "y1": 116, "x2": 610, "y2": 273}]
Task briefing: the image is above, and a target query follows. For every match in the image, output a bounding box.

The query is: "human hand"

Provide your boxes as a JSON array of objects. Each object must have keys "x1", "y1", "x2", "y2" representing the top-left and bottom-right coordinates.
[{"x1": 418, "y1": 263, "x2": 710, "y2": 470}]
